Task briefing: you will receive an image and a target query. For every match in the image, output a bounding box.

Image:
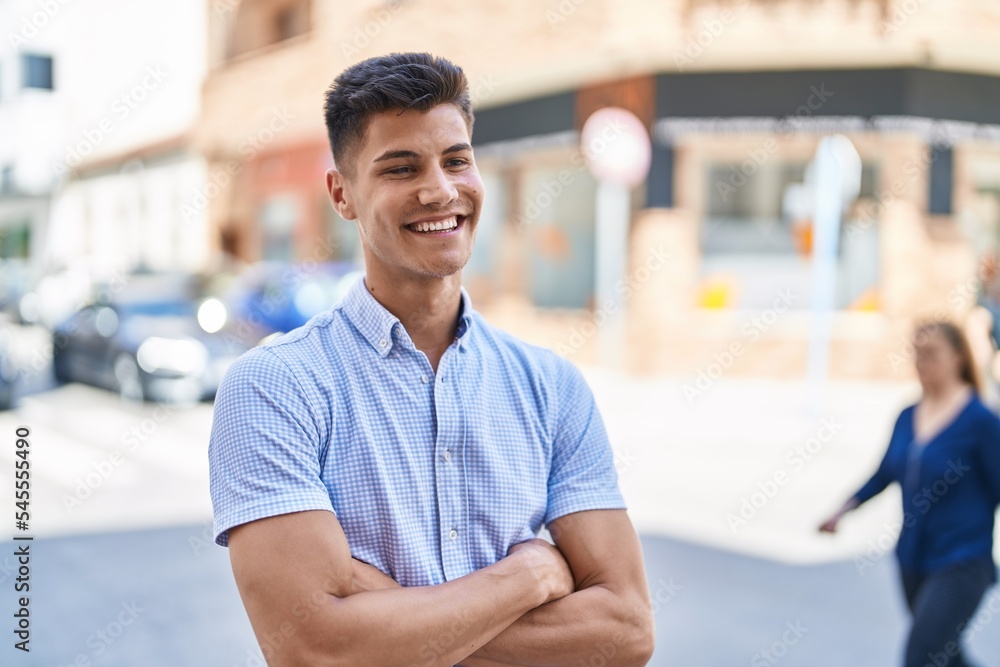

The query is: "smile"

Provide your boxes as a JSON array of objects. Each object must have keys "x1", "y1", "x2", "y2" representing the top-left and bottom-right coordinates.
[{"x1": 405, "y1": 215, "x2": 465, "y2": 234}]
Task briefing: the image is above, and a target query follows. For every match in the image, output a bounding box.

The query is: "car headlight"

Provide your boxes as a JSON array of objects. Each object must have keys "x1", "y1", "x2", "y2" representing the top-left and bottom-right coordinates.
[
  {"x1": 137, "y1": 337, "x2": 209, "y2": 375},
  {"x1": 198, "y1": 298, "x2": 228, "y2": 334}
]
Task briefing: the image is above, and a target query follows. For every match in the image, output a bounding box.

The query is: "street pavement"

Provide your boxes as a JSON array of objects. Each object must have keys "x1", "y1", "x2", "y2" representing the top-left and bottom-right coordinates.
[
  {"x1": 0, "y1": 337, "x2": 998, "y2": 665},
  {"x1": 2, "y1": 523, "x2": 998, "y2": 666}
]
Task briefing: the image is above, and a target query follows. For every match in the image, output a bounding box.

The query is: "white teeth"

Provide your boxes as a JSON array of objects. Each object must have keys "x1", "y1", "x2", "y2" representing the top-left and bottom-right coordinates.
[{"x1": 410, "y1": 216, "x2": 458, "y2": 233}]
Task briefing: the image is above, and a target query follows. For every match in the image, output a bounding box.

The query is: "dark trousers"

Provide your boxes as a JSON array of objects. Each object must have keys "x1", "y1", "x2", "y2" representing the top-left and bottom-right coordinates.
[{"x1": 901, "y1": 558, "x2": 997, "y2": 667}]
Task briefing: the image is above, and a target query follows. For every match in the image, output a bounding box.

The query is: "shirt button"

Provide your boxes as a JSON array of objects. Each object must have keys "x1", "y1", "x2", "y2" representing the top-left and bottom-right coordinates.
[
  {"x1": 378, "y1": 338, "x2": 387, "y2": 348},
  {"x1": 421, "y1": 374, "x2": 429, "y2": 384},
  {"x1": 443, "y1": 449, "x2": 451, "y2": 462},
  {"x1": 449, "y1": 529, "x2": 458, "y2": 541}
]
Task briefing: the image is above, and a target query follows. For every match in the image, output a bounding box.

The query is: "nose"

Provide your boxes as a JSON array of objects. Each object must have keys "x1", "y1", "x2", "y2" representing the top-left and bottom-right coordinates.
[{"x1": 417, "y1": 164, "x2": 458, "y2": 207}]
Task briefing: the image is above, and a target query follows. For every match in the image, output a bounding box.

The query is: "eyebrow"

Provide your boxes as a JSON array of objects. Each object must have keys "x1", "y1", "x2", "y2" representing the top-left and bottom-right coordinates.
[{"x1": 371, "y1": 143, "x2": 473, "y2": 163}]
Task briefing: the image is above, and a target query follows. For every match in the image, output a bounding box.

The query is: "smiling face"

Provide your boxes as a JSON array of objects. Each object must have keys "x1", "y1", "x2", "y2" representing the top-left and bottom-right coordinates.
[{"x1": 327, "y1": 103, "x2": 483, "y2": 284}]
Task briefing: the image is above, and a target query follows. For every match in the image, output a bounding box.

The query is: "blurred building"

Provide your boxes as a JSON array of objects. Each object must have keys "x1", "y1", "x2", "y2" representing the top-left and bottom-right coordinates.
[
  {"x1": 1, "y1": 0, "x2": 210, "y2": 287},
  {"x1": 195, "y1": 0, "x2": 1000, "y2": 379}
]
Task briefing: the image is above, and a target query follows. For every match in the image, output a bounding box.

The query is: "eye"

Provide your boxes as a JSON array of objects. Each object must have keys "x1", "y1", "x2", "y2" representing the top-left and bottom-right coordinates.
[
  {"x1": 446, "y1": 158, "x2": 469, "y2": 168},
  {"x1": 384, "y1": 166, "x2": 414, "y2": 175}
]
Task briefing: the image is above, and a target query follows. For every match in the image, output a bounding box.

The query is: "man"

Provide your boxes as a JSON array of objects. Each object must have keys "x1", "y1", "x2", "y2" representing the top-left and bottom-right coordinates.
[{"x1": 209, "y1": 52, "x2": 655, "y2": 666}]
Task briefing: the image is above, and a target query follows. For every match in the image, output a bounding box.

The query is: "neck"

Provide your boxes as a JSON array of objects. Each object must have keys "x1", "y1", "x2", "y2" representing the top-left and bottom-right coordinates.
[
  {"x1": 922, "y1": 379, "x2": 970, "y2": 404},
  {"x1": 363, "y1": 269, "x2": 463, "y2": 368}
]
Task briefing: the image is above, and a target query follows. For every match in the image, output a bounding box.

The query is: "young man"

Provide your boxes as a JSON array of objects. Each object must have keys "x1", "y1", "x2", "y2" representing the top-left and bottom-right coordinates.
[{"x1": 209, "y1": 52, "x2": 655, "y2": 666}]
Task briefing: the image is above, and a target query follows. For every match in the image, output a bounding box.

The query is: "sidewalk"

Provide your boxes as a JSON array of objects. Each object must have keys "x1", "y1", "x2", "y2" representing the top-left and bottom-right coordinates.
[{"x1": 582, "y1": 369, "x2": 1000, "y2": 566}]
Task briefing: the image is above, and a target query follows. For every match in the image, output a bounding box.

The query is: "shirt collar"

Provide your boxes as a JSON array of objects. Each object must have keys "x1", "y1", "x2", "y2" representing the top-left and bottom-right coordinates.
[{"x1": 342, "y1": 275, "x2": 475, "y2": 357}]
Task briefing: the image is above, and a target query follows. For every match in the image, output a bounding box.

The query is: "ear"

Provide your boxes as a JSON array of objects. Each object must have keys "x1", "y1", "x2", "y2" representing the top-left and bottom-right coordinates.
[{"x1": 326, "y1": 169, "x2": 357, "y2": 221}]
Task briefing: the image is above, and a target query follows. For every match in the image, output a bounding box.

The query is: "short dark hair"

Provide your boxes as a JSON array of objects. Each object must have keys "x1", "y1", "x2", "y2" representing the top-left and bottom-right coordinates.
[{"x1": 323, "y1": 52, "x2": 474, "y2": 178}]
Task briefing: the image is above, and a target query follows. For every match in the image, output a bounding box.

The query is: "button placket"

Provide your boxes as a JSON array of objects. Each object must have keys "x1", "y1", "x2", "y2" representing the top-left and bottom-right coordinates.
[{"x1": 434, "y1": 347, "x2": 468, "y2": 580}]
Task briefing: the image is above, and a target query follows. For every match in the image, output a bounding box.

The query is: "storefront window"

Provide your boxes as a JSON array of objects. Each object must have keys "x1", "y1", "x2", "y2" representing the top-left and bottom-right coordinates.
[
  {"x1": 259, "y1": 194, "x2": 298, "y2": 261},
  {"x1": 325, "y1": 205, "x2": 363, "y2": 264},
  {"x1": 465, "y1": 171, "x2": 505, "y2": 281},
  {"x1": 520, "y1": 163, "x2": 597, "y2": 309},
  {"x1": 700, "y1": 158, "x2": 879, "y2": 310}
]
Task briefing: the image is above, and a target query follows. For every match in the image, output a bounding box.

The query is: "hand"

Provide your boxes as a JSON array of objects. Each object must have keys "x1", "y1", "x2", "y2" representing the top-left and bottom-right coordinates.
[
  {"x1": 349, "y1": 558, "x2": 401, "y2": 595},
  {"x1": 507, "y1": 538, "x2": 574, "y2": 605},
  {"x1": 818, "y1": 498, "x2": 859, "y2": 534},
  {"x1": 817, "y1": 514, "x2": 841, "y2": 534}
]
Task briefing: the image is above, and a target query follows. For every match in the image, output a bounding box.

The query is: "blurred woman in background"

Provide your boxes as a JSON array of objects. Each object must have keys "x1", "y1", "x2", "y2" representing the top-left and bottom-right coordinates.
[{"x1": 820, "y1": 320, "x2": 1000, "y2": 667}]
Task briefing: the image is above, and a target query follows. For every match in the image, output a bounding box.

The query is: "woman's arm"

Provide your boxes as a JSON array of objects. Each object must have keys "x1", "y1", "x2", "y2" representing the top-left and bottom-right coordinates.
[
  {"x1": 819, "y1": 409, "x2": 908, "y2": 532},
  {"x1": 974, "y1": 411, "x2": 1000, "y2": 503}
]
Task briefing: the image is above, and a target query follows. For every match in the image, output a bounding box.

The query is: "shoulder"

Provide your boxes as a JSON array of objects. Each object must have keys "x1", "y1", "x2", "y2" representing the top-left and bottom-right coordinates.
[
  {"x1": 893, "y1": 403, "x2": 917, "y2": 429},
  {"x1": 470, "y1": 312, "x2": 583, "y2": 388},
  {"x1": 219, "y1": 308, "x2": 343, "y2": 398},
  {"x1": 966, "y1": 396, "x2": 1000, "y2": 433},
  {"x1": 469, "y1": 314, "x2": 593, "y2": 425}
]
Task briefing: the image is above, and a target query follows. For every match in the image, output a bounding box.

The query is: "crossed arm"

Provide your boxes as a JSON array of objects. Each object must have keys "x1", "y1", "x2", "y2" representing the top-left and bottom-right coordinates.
[{"x1": 228, "y1": 508, "x2": 654, "y2": 666}]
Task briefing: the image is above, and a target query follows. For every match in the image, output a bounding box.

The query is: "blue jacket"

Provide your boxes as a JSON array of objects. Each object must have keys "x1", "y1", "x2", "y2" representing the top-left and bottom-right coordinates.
[{"x1": 853, "y1": 395, "x2": 1000, "y2": 573}]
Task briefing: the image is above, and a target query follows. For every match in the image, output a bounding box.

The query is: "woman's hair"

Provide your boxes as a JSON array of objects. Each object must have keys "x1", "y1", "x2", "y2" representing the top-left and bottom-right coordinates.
[{"x1": 914, "y1": 320, "x2": 983, "y2": 394}]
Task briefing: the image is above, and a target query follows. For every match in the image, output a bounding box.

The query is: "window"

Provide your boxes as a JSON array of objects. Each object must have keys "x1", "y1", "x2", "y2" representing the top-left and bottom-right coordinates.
[
  {"x1": 0, "y1": 166, "x2": 13, "y2": 194},
  {"x1": 324, "y1": 204, "x2": 362, "y2": 264},
  {"x1": 21, "y1": 54, "x2": 53, "y2": 90},
  {"x1": 465, "y1": 171, "x2": 505, "y2": 280},
  {"x1": 700, "y1": 157, "x2": 879, "y2": 310},
  {"x1": 0, "y1": 222, "x2": 31, "y2": 259},
  {"x1": 226, "y1": 0, "x2": 311, "y2": 60},
  {"x1": 259, "y1": 195, "x2": 298, "y2": 261},
  {"x1": 703, "y1": 161, "x2": 877, "y2": 256},
  {"x1": 520, "y1": 163, "x2": 597, "y2": 309},
  {"x1": 704, "y1": 163, "x2": 809, "y2": 255}
]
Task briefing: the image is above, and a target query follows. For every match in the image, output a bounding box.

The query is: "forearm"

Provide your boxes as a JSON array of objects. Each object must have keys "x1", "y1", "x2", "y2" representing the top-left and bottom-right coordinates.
[
  {"x1": 839, "y1": 496, "x2": 861, "y2": 514},
  {"x1": 286, "y1": 552, "x2": 551, "y2": 666},
  {"x1": 460, "y1": 585, "x2": 651, "y2": 667}
]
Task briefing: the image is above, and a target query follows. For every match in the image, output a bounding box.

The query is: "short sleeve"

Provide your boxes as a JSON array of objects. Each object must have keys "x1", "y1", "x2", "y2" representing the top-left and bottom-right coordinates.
[
  {"x1": 544, "y1": 360, "x2": 627, "y2": 525},
  {"x1": 208, "y1": 347, "x2": 334, "y2": 547}
]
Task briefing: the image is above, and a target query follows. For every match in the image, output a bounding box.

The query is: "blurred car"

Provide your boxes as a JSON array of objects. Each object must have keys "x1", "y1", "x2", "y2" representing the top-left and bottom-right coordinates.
[
  {"x1": 227, "y1": 261, "x2": 363, "y2": 336},
  {"x1": 0, "y1": 320, "x2": 17, "y2": 410},
  {"x1": 16, "y1": 263, "x2": 96, "y2": 329},
  {"x1": 52, "y1": 273, "x2": 254, "y2": 404}
]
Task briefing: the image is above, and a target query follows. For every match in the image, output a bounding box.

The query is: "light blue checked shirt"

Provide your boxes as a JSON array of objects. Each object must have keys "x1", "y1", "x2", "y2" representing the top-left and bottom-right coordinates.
[{"x1": 209, "y1": 276, "x2": 626, "y2": 587}]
